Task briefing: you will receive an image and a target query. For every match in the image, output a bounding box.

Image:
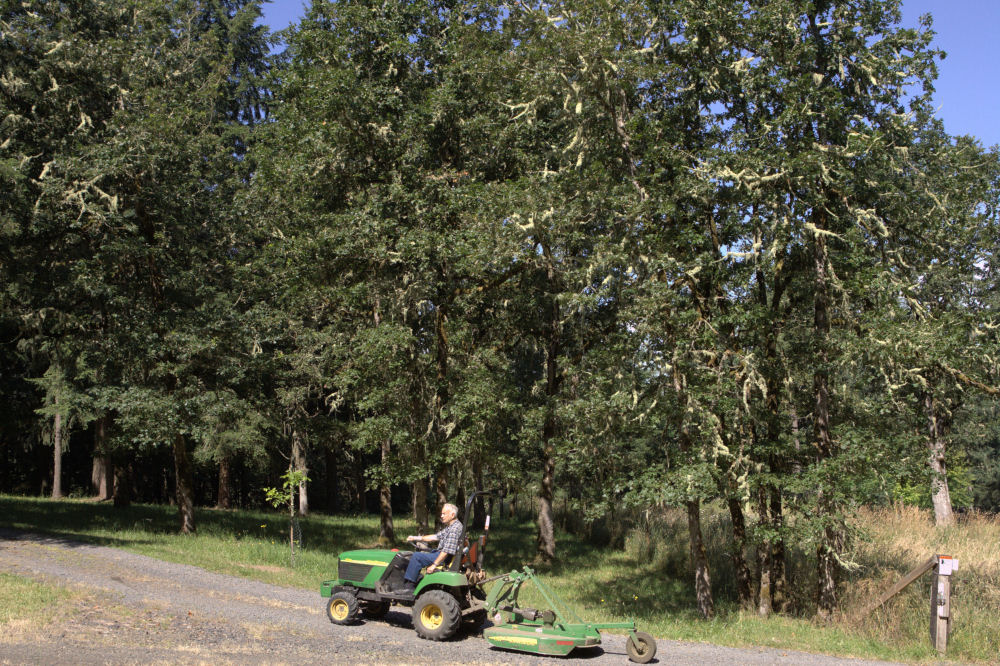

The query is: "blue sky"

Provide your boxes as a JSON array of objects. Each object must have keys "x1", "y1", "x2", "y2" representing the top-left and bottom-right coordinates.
[{"x1": 259, "y1": 1, "x2": 1000, "y2": 148}]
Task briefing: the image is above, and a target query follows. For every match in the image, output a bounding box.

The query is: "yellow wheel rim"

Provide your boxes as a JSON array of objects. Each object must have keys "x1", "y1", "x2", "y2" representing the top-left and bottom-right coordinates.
[
  {"x1": 420, "y1": 603, "x2": 443, "y2": 630},
  {"x1": 330, "y1": 599, "x2": 349, "y2": 621}
]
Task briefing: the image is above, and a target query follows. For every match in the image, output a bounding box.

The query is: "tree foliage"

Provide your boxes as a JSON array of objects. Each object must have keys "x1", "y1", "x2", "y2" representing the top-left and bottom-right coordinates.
[{"x1": 2, "y1": 0, "x2": 998, "y2": 620}]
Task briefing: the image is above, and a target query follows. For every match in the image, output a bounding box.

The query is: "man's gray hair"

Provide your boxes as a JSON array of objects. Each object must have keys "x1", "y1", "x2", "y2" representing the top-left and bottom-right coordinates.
[{"x1": 442, "y1": 503, "x2": 459, "y2": 517}]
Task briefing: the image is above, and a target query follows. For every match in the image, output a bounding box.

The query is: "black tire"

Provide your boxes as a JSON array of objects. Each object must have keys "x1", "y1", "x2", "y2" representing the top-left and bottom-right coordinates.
[
  {"x1": 626, "y1": 631, "x2": 657, "y2": 664},
  {"x1": 412, "y1": 590, "x2": 462, "y2": 641},
  {"x1": 327, "y1": 590, "x2": 359, "y2": 625},
  {"x1": 361, "y1": 600, "x2": 391, "y2": 619}
]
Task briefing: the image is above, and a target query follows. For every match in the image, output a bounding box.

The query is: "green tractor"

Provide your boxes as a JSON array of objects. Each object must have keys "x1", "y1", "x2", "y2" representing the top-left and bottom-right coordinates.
[
  {"x1": 321, "y1": 490, "x2": 657, "y2": 662},
  {"x1": 320, "y1": 491, "x2": 495, "y2": 641}
]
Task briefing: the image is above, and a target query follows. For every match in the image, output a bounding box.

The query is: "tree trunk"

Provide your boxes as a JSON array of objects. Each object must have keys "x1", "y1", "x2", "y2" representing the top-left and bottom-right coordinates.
[
  {"x1": 536, "y1": 284, "x2": 559, "y2": 563},
  {"x1": 674, "y1": 354, "x2": 713, "y2": 619},
  {"x1": 379, "y1": 439, "x2": 394, "y2": 543},
  {"x1": 112, "y1": 462, "x2": 132, "y2": 508},
  {"x1": 217, "y1": 454, "x2": 232, "y2": 509},
  {"x1": 173, "y1": 435, "x2": 196, "y2": 534},
  {"x1": 288, "y1": 471, "x2": 297, "y2": 565},
  {"x1": 472, "y1": 458, "x2": 485, "y2": 529},
  {"x1": 412, "y1": 439, "x2": 429, "y2": 533},
  {"x1": 756, "y1": 485, "x2": 773, "y2": 618},
  {"x1": 728, "y1": 497, "x2": 753, "y2": 608},
  {"x1": 536, "y1": 452, "x2": 556, "y2": 562},
  {"x1": 51, "y1": 404, "x2": 63, "y2": 499},
  {"x1": 292, "y1": 431, "x2": 309, "y2": 516},
  {"x1": 431, "y1": 302, "x2": 454, "y2": 529},
  {"x1": 535, "y1": 378, "x2": 557, "y2": 561},
  {"x1": 770, "y1": 487, "x2": 788, "y2": 612},
  {"x1": 812, "y1": 223, "x2": 838, "y2": 621},
  {"x1": 91, "y1": 457, "x2": 111, "y2": 501},
  {"x1": 413, "y1": 478, "x2": 429, "y2": 533},
  {"x1": 790, "y1": 407, "x2": 802, "y2": 476},
  {"x1": 687, "y1": 500, "x2": 714, "y2": 619},
  {"x1": 298, "y1": 467, "x2": 309, "y2": 516},
  {"x1": 456, "y1": 483, "x2": 466, "y2": 521},
  {"x1": 924, "y1": 394, "x2": 955, "y2": 527},
  {"x1": 91, "y1": 415, "x2": 111, "y2": 500},
  {"x1": 816, "y1": 538, "x2": 839, "y2": 619}
]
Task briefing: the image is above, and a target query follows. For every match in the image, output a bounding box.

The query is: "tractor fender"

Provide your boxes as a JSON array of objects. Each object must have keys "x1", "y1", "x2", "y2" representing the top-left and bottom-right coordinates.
[{"x1": 414, "y1": 571, "x2": 467, "y2": 596}]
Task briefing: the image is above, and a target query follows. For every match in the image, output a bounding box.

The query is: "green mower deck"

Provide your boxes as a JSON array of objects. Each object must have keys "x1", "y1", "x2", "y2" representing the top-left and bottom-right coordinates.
[
  {"x1": 481, "y1": 567, "x2": 657, "y2": 663},
  {"x1": 484, "y1": 623, "x2": 601, "y2": 656}
]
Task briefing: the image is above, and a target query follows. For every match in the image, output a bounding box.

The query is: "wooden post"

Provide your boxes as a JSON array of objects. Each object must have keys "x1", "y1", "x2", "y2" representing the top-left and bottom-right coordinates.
[
  {"x1": 930, "y1": 555, "x2": 957, "y2": 654},
  {"x1": 867, "y1": 553, "x2": 959, "y2": 654},
  {"x1": 865, "y1": 556, "x2": 936, "y2": 615}
]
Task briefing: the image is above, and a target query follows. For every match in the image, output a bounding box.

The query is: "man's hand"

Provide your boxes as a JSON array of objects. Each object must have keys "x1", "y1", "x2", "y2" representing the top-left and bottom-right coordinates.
[
  {"x1": 406, "y1": 535, "x2": 418, "y2": 542},
  {"x1": 426, "y1": 564, "x2": 437, "y2": 573}
]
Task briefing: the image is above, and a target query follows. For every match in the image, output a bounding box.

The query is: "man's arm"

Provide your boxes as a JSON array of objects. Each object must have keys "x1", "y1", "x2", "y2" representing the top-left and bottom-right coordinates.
[
  {"x1": 406, "y1": 534, "x2": 440, "y2": 543},
  {"x1": 405, "y1": 533, "x2": 445, "y2": 571}
]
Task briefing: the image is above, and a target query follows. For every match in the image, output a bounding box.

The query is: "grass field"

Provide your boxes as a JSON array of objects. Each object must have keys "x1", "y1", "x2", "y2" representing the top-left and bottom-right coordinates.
[
  {"x1": 0, "y1": 571, "x2": 78, "y2": 633},
  {"x1": 1, "y1": 495, "x2": 996, "y2": 663}
]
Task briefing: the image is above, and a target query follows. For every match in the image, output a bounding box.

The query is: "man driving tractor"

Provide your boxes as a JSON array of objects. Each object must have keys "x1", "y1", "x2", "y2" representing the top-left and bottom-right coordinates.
[{"x1": 398, "y1": 502, "x2": 463, "y2": 594}]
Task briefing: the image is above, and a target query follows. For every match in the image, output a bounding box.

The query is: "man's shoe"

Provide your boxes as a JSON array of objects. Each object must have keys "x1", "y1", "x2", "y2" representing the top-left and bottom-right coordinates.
[{"x1": 396, "y1": 580, "x2": 416, "y2": 595}]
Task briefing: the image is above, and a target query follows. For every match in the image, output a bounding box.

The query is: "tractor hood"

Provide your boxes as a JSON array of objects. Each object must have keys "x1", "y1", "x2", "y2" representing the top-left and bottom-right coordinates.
[
  {"x1": 338, "y1": 549, "x2": 398, "y2": 567},
  {"x1": 333, "y1": 549, "x2": 400, "y2": 587}
]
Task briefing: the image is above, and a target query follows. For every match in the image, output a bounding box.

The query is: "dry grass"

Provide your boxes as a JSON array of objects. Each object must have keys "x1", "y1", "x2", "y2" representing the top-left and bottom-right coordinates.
[
  {"x1": 842, "y1": 505, "x2": 1000, "y2": 662},
  {"x1": 608, "y1": 503, "x2": 1000, "y2": 663}
]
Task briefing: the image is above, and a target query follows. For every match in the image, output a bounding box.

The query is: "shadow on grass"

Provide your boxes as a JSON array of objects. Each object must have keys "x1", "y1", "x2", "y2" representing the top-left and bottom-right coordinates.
[
  {"x1": 0, "y1": 526, "x2": 155, "y2": 549},
  {"x1": 473, "y1": 518, "x2": 700, "y2": 622},
  {"x1": 0, "y1": 494, "x2": 384, "y2": 556}
]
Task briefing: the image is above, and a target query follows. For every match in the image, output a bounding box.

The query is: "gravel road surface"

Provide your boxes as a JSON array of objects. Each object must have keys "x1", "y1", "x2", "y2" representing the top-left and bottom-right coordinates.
[{"x1": 0, "y1": 529, "x2": 902, "y2": 665}]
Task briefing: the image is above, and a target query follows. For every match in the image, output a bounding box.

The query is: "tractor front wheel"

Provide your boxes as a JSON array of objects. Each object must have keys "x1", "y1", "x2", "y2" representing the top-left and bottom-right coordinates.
[
  {"x1": 412, "y1": 590, "x2": 461, "y2": 641},
  {"x1": 626, "y1": 631, "x2": 657, "y2": 664},
  {"x1": 327, "y1": 591, "x2": 359, "y2": 625}
]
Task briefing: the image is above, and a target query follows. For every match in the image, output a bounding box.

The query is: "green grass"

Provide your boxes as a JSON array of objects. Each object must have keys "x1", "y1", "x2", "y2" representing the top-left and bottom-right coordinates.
[
  {"x1": 1, "y1": 495, "x2": 995, "y2": 663},
  {"x1": 0, "y1": 572, "x2": 75, "y2": 626}
]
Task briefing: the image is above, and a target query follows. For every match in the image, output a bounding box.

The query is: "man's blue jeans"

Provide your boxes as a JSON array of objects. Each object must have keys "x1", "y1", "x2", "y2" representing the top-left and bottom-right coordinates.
[{"x1": 404, "y1": 550, "x2": 440, "y2": 583}]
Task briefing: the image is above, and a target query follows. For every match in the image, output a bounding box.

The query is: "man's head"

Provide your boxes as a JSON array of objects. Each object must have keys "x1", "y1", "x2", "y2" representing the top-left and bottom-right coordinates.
[{"x1": 440, "y1": 503, "x2": 458, "y2": 524}]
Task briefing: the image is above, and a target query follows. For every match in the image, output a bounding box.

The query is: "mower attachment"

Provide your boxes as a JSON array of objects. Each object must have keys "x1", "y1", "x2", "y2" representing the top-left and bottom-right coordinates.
[{"x1": 481, "y1": 567, "x2": 657, "y2": 663}]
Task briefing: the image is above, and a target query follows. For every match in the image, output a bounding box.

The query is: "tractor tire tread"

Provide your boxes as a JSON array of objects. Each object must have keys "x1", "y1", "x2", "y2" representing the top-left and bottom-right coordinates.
[
  {"x1": 412, "y1": 590, "x2": 462, "y2": 641},
  {"x1": 327, "y1": 590, "x2": 360, "y2": 625}
]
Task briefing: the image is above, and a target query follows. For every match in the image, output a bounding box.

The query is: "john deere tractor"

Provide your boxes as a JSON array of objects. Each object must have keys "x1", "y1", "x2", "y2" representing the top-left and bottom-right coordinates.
[
  {"x1": 320, "y1": 491, "x2": 494, "y2": 641},
  {"x1": 321, "y1": 491, "x2": 657, "y2": 662}
]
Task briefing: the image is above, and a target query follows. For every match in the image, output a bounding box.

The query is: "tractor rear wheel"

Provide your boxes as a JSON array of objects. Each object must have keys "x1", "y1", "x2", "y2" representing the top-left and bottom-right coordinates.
[
  {"x1": 412, "y1": 590, "x2": 461, "y2": 641},
  {"x1": 327, "y1": 591, "x2": 359, "y2": 625},
  {"x1": 361, "y1": 600, "x2": 390, "y2": 619},
  {"x1": 626, "y1": 631, "x2": 657, "y2": 664}
]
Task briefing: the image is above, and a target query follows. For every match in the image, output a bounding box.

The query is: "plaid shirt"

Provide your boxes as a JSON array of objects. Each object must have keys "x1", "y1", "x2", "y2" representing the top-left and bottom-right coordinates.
[{"x1": 436, "y1": 520, "x2": 464, "y2": 555}]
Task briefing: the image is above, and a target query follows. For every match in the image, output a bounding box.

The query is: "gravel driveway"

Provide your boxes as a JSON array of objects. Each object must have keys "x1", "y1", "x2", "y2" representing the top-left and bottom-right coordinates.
[{"x1": 0, "y1": 529, "x2": 901, "y2": 665}]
